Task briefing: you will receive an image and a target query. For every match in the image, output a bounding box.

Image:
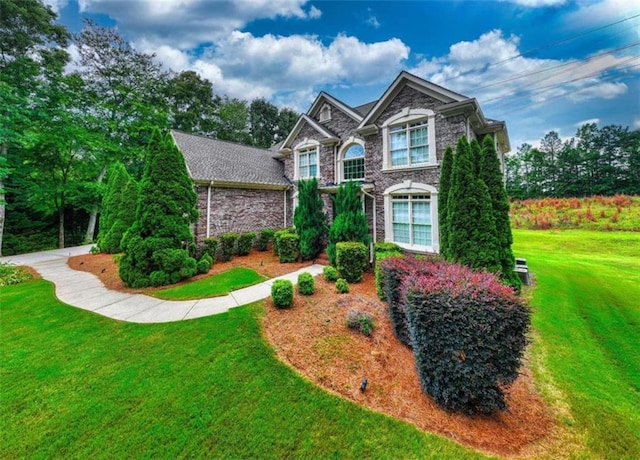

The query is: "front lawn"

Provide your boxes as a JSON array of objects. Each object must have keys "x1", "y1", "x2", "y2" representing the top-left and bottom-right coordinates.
[
  {"x1": 0, "y1": 279, "x2": 479, "y2": 459},
  {"x1": 152, "y1": 267, "x2": 266, "y2": 300},
  {"x1": 513, "y1": 229, "x2": 640, "y2": 459}
]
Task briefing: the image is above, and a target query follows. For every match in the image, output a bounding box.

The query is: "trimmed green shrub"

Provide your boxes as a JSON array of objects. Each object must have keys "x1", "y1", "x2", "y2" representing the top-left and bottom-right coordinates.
[
  {"x1": 180, "y1": 257, "x2": 197, "y2": 279},
  {"x1": 196, "y1": 257, "x2": 211, "y2": 275},
  {"x1": 323, "y1": 266, "x2": 338, "y2": 282},
  {"x1": 401, "y1": 261, "x2": 530, "y2": 415},
  {"x1": 271, "y1": 279, "x2": 294, "y2": 308},
  {"x1": 273, "y1": 228, "x2": 295, "y2": 256},
  {"x1": 203, "y1": 237, "x2": 218, "y2": 263},
  {"x1": 335, "y1": 278, "x2": 349, "y2": 294},
  {"x1": 220, "y1": 233, "x2": 239, "y2": 262},
  {"x1": 346, "y1": 310, "x2": 374, "y2": 336},
  {"x1": 374, "y1": 242, "x2": 403, "y2": 299},
  {"x1": 374, "y1": 241, "x2": 402, "y2": 254},
  {"x1": 153, "y1": 248, "x2": 188, "y2": 274},
  {"x1": 257, "y1": 229, "x2": 275, "y2": 251},
  {"x1": 297, "y1": 272, "x2": 315, "y2": 295},
  {"x1": 149, "y1": 270, "x2": 170, "y2": 287},
  {"x1": 336, "y1": 241, "x2": 368, "y2": 283},
  {"x1": 327, "y1": 181, "x2": 370, "y2": 266},
  {"x1": 294, "y1": 178, "x2": 327, "y2": 260},
  {"x1": 237, "y1": 232, "x2": 256, "y2": 256},
  {"x1": 278, "y1": 233, "x2": 299, "y2": 263}
]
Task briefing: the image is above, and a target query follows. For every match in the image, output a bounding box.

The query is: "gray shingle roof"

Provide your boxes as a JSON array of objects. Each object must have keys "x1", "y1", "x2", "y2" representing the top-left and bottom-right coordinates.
[
  {"x1": 353, "y1": 100, "x2": 377, "y2": 117},
  {"x1": 171, "y1": 130, "x2": 289, "y2": 188}
]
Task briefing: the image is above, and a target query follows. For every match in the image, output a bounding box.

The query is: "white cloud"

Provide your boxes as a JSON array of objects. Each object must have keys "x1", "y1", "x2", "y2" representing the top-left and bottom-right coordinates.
[
  {"x1": 44, "y1": 0, "x2": 68, "y2": 13},
  {"x1": 575, "y1": 118, "x2": 600, "y2": 127},
  {"x1": 564, "y1": 0, "x2": 640, "y2": 30},
  {"x1": 366, "y1": 8, "x2": 381, "y2": 28},
  {"x1": 308, "y1": 5, "x2": 322, "y2": 19},
  {"x1": 633, "y1": 117, "x2": 640, "y2": 130}
]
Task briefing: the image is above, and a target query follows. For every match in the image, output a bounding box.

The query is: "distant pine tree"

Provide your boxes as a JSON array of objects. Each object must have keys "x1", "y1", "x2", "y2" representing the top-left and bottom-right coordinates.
[
  {"x1": 294, "y1": 178, "x2": 327, "y2": 260},
  {"x1": 480, "y1": 135, "x2": 522, "y2": 291},
  {"x1": 438, "y1": 145, "x2": 454, "y2": 259},
  {"x1": 447, "y1": 136, "x2": 500, "y2": 272}
]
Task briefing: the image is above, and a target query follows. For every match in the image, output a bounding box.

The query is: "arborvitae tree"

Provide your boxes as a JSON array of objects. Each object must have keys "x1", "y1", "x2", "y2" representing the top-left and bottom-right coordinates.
[
  {"x1": 327, "y1": 181, "x2": 369, "y2": 266},
  {"x1": 480, "y1": 136, "x2": 521, "y2": 291},
  {"x1": 293, "y1": 178, "x2": 326, "y2": 260},
  {"x1": 97, "y1": 162, "x2": 138, "y2": 253},
  {"x1": 447, "y1": 136, "x2": 500, "y2": 272},
  {"x1": 438, "y1": 145, "x2": 454, "y2": 259},
  {"x1": 119, "y1": 129, "x2": 198, "y2": 287},
  {"x1": 470, "y1": 138, "x2": 483, "y2": 178}
]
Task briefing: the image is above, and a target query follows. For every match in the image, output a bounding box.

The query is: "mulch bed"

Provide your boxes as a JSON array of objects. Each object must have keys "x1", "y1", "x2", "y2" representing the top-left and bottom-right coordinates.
[{"x1": 68, "y1": 251, "x2": 558, "y2": 458}]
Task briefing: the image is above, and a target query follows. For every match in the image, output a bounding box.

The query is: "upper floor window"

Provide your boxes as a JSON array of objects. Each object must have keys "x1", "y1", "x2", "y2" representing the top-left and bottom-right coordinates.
[
  {"x1": 342, "y1": 144, "x2": 365, "y2": 181},
  {"x1": 319, "y1": 104, "x2": 332, "y2": 122},
  {"x1": 382, "y1": 108, "x2": 437, "y2": 171},
  {"x1": 297, "y1": 146, "x2": 318, "y2": 179}
]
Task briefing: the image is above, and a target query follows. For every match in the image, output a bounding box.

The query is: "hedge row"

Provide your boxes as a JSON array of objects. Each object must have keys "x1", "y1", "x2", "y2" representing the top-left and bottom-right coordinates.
[{"x1": 380, "y1": 257, "x2": 530, "y2": 415}]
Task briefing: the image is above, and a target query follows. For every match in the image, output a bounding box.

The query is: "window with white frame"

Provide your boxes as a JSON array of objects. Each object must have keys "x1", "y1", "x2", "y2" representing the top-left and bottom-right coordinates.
[
  {"x1": 342, "y1": 144, "x2": 365, "y2": 181},
  {"x1": 384, "y1": 181, "x2": 439, "y2": 252},
  {"x1": 382, "y1": 108, "x2": 436, "y2": 170},
  {"x1": 297, "y1": 146, "x2": 318, "y2": 179},
  {"x1": 319, "y1": 104, "x2": 331, "y2": 122}
]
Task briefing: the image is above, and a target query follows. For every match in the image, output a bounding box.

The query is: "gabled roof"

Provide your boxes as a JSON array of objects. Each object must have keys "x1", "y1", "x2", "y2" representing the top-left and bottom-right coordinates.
[
  {"x1": 353, "y1": 100, "x2": 377, "y2": 117},
  {"x1": 307, "y1": 91, "x2": 363, "y2": 123},
  {"x1": 278, "y1": 114, "x2": 340, "y2": 154},
  {"x1": 171, "y1": 130, "x2": 289, "y2": 189},
  {"x1": 357, "y1": 71, "x2": 467, "y2": 132}
]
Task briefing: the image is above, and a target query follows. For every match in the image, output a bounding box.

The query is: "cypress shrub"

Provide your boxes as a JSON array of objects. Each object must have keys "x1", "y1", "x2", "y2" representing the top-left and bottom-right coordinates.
[
  {"x1": 438, "y1": 145, "x2": 454, "y2": 260},
  {"x1": 271, "y1": 279, "x2": 294, "y2": 308},
  {"x1": 293, "y1": 178, "x2": 327, "y2": 260},
  {"x1": 401, "y1": 261, "x2": 530, "y2": 415},
  {"x1": 480, "y1": 136, "x2": 522, "y2": 292},
  {"x1": 118, "y1": 129, "x2": 198, "y2": 288},
  {"x1": 327, "y1": 181, "x2": 370, "y2": 265},
  {"x1": 257, "y1": 229, "x2": 275, "y2": 251},
  {"x1": 335, "y1": 278, "x2": 349, "y2": 294},
  {"x1": 203, "y1": 237, "x2": 218, "y2": 263},
  {"x1": 278, "y1": 233, "x2": 299, "y2": 263},
  {"x1": 237, "y1": 232, "x2": 256, "y2": 256},
  {"x1": 336, "y1": 241, "x2": 368, "y2": 283},
  {"x1": 323, "y1": 266, "x2": 338, "y2": 282},
  {"x1": 98, "y1": 162, "x2": 139, "y2": 254},
  {"x1": 297, "y1": 272, "x2": 315, "y2": 295},
  {"x1": 196, "y1": 257, "x2": 211, "y2": 274},
  {"x1": 219, "y1": 233, "x2": 239, "y2": 262}
]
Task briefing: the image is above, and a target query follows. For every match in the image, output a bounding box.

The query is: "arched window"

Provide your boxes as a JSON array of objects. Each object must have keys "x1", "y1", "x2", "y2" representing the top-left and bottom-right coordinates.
[{"x1": 338, "y1": 138, "x2": 365, "y2": 182}]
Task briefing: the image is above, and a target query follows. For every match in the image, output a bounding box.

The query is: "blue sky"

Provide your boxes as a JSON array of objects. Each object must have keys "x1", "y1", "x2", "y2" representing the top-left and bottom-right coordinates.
[{"x1": 50, "y1": 0, "x2": 639, "y2": 150}]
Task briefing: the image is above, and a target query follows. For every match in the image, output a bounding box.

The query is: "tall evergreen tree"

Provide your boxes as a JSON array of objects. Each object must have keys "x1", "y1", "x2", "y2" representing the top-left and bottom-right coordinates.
[
  {"x1": 470, "y1": 138, "x2": 483, "y2": 178},
  {"x1": 438, "y1": 145, "x2": 454, "y2": 259},
  {"x1": 119, "y1": 129, "x2": 198, "y2": 287},
  {"x1": 447, "y1": 136, "x2": 500, "y2": 272},
  {"x1": 293, "y1": 178, "x2": 326, "y2": 260},
  {"x1": 480, "y1": 136, "x2": 521, "y2": 291},
  {"x1": 97, "y1": 162, "x2": 138, "y2": 253},
  {"x1": 327, "y1": 181, "x2": 369, "y2": 265}
]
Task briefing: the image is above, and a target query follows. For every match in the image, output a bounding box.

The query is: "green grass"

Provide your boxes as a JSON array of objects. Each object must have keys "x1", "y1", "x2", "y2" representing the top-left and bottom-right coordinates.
[
  {"x1": 152, "y1": 267, "x2": 266, "y2": 300},
  {"x1": 513, "y1": 229, "x2": 640, "y2": 459},
  {"x1": 0, "y1": 280, "x2": 482, "y2": 459}
]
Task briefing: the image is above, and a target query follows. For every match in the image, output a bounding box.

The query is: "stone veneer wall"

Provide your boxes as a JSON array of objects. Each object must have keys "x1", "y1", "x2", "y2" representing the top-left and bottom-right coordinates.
[
  {"x1": 194, "y1": 185, "x2": 286, "y2": 246},
  {"x1": 363, "y1": 85, "x2": 468, "y2": 244}
]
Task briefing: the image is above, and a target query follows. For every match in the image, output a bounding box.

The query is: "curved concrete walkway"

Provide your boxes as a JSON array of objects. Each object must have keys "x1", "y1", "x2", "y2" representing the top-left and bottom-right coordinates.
[{"x1": 1, "y1": 246, "x2": 323, "y2": 324}]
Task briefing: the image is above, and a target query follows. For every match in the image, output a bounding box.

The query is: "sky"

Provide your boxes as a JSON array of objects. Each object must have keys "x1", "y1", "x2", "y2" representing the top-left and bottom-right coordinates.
[{"x1": 48, "y1": 0, "x2": 639, "y2": 151}]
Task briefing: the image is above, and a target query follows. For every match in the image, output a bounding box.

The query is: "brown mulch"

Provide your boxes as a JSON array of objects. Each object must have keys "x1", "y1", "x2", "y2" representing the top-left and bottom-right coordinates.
[{"x1": 69, "y1": 251, "x2": 558, "y2": 458}]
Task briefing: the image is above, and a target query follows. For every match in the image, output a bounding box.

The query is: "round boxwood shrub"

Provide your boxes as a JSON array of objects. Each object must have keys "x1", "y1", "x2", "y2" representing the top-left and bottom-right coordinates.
[
  {"x1": 297, "y1": 272, "x2": 315, "y2": 295},
  {"x1": 220, "y1": 233, "x2": 239, "y2": 262},
  {"x1": 196, "y1": 257, "x2": 211, "y2": 274},
  {"x1": 323, "y1": 266, "x2": 338, "y2": 282},
  {"x1": 203, "y1": 237, "x2": 218, "y2": 262},
  {"x1": 336, "y1": 241, "x2": 368, "y2": 283},
  {"x1": 277, "y1": 233, "x2": 299, "y2": 263},
  {"x1": 257, "y1": 229, "x2": 275, "y2": 251},
  {"x1": 237, "y1": 232, "x2": 256, "y2": 256},
  {"x1": 180, "y1": 257, "x2": 197, "y2": 279},
  {"x1": 271, "y1": 279, "x2": 294, "y2": 308},
  {"x1": 335, "y1": 278, "x2": 349, "y2": 294}
]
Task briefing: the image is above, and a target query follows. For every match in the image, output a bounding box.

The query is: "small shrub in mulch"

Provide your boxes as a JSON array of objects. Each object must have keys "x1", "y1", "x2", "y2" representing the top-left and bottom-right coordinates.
[
  {"x1": 345, "y1": 309, "x2": 374, "y2": 336},
  {"x1": 297, "y1": 272, "x2": 315, "y2": 295},
  {"x1": 271, "y1": 279, "x2": 294, "y2": 308},
  {"x1": 323, "y1": 266, "x2": 338, "y2": 282},
  {"x1": 335, "y1": 278, "x2": 349, "y2": 294}
]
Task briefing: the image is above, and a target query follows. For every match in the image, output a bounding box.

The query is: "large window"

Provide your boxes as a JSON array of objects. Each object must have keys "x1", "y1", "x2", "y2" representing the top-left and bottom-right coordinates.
[
  {"x1": 297, "y1": 146, "x2": 318, "y2": 179},
  {"x1": 384, "y1": 181, "x2": 439, "y2": 253},
  {"x1": 391, "y1": 194, "x2": 431, "y2": 246},
  {"x1": 343, "y1": 144, "x2": 365, "y2": 180},
  {"x1": 382, "y1": 108, "x2": 436, "y2": 171},
  {"x1": 389, "y1": 120, "x2": 428, "y2": 167}
]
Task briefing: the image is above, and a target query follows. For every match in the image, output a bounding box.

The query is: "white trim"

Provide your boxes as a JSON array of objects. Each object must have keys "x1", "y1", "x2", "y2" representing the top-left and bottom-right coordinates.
[
  {"x1": 383, "y1": 181, "x2": 439, "y2": 253},
  {"x1": 381, "y1": 108, "x2": 437, "y2": 171},
  {"x1": 337, "y1": 136, "x2": 366, "y2": 183},
  {"x1": 319, "y1": 103, "x2": 332, "y2": 122},
  {"x1": 293, "y1": 139, "x2": 320, "y2": 181},
  {"x1": 206, "y1": 181, "x2": 213, "y2": 238},
  {"x1": 308, "y1": 91, "x2": 363, "y2": 123}
]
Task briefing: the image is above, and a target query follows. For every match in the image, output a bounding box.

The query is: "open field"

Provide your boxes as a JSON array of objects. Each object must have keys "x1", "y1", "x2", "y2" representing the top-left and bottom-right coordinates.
[{"x1": 513, "y1": 229, "x2": 640, "y2": 459}]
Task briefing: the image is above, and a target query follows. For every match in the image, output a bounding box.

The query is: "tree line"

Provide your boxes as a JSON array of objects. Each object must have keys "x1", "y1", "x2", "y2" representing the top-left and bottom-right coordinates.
[
  {"x1": 0, "y1": 0, "x2": 298, "y2": 255},
  {"x1": 505, "y1": 124, "x2": 640, "y2": 200}
]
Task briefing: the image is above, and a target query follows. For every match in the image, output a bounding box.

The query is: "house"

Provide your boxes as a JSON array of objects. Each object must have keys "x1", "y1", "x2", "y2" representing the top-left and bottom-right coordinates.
[{"x1": 172, "y1": 71, "x2": 510, "y2": 254}]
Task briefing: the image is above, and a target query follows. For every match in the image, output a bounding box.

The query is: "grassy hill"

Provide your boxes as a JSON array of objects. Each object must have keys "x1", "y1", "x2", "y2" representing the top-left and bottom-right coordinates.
[{"x1": 510, "y1": 195, "x2": 640, "y2": 231}]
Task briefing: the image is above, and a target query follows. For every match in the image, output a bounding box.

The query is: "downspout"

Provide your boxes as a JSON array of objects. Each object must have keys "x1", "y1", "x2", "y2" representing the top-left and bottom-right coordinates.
[
  {"x1": 283, "y1": 188, "x2": 287, "y2": 228},
  {"x1": 206, "y1": 181, "x2": 213, "y2": 238},
  {"x1": 361, "y1": 188, "x2": 377, "y2": 264}
]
